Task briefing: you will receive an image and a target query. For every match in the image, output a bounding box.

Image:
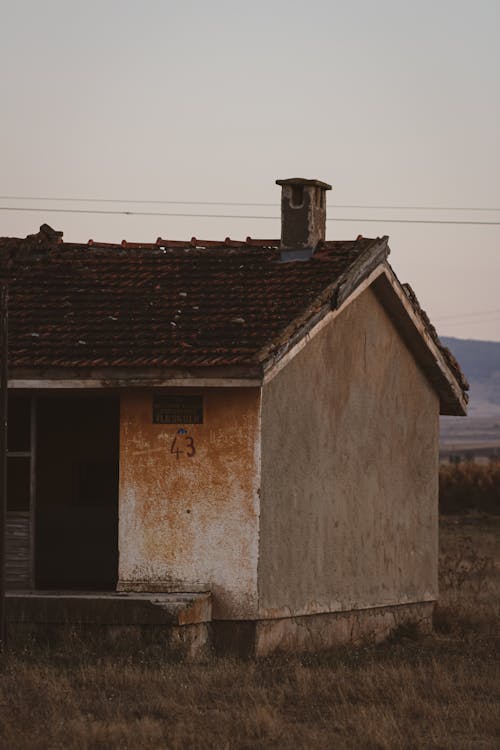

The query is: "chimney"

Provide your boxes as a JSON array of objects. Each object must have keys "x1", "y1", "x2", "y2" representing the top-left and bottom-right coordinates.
[{"x1": 276, "y1": 177, "x2": 332, "y2": 261}]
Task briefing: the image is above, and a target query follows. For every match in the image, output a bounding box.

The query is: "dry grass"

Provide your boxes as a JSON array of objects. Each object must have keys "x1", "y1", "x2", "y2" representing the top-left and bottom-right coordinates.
[
  {"x1": 440, "y1": 460, "x2": 500, "y2": 514},
  {"x1": 1, "y1": 516, "x2": 499, "y2": 749}
]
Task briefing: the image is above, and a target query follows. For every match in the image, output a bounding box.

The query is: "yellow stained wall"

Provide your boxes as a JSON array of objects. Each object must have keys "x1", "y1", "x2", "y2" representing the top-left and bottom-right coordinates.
[
  {"x1": 259, "y1": 287, "x2": 440, "y2": 618},
  {"x1": 118, "y1": 388, "x2": 261, "y2": 619}
]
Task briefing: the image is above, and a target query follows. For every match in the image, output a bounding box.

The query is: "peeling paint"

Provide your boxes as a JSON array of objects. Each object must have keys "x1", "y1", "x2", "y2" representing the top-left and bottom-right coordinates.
[{"x1": 118, "y1": 388, "x2": 261, "y2": 619}]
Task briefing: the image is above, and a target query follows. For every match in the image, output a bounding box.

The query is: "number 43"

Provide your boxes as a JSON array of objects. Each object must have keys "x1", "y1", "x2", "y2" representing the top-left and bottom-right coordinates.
[{"x1": 170, "y1": 435, "x2": 196, "y2": 459}]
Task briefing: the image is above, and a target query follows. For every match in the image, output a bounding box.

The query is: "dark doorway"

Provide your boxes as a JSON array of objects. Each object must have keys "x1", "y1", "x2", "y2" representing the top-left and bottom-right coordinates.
[{"x1": 35, "y1": 396, "x2": 119, "y2": 590}]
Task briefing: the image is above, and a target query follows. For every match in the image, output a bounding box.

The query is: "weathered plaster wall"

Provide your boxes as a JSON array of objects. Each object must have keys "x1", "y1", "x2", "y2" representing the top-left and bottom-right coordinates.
[
  {"x1": 259, "y1": 286, "x2": 439, "y2": 619},
  {"x1": 118, "y1": 388, "x2": 261, "y2": 619}
]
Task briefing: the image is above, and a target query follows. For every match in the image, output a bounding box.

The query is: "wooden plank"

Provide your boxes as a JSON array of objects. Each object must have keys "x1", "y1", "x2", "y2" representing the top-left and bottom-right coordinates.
[
  {"x1": 29, "y1": 396, "x2": 36, "y2": 588},
  {"x1": 5, "y1": 511, "x2": 31, "y2": 589}
]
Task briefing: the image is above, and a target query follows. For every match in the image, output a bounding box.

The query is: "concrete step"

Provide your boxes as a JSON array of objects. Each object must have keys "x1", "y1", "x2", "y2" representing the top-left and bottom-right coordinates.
[{"x1": 6, "y1": 590, "x2": 212, "y2": 626}]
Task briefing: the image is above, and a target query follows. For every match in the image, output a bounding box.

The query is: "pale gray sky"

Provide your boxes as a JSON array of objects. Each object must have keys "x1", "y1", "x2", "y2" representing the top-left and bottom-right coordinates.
[{"x1": 2, "y1": 0, "x2": 499, "y2": 340}]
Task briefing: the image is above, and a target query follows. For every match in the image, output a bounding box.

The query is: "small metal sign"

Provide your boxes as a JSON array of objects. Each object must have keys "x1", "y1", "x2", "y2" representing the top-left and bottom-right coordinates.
[{"x1": 153, "y1": 395, "x2": 203, "y2": 425}]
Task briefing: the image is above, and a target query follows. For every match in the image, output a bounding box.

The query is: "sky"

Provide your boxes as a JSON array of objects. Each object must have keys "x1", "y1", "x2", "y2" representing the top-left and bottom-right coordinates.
[{"x1": 1, "y1": 0, "x2": 499, "y2": 341}]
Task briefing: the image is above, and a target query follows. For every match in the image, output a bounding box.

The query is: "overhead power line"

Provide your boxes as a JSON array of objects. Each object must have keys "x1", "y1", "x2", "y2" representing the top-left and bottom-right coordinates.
[
  {"x1": 0, "y1": 195, "x2": 499, "y2": 212},
  {"x1": 435, "y1": 308, "x2": 500, "y2": 321},
  {"x1": 440, "y1": 316, "x2": 500, "y2": 328},
  {"x1": 0, "y1": 196, "x2": 276, "y2": 208},
  {"x1": 1, "y1": 205, "x2": 500, "y2": 226}
]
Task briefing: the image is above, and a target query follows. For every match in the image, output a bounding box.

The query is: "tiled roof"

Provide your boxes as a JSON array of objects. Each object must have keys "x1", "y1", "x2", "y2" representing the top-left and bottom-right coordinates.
[
  {"x1": 1, "y1": 226, "x2": 379, "y2": 369},
  {"x1": 0, "y1": 224, "x2": 469, "y2": 411}
]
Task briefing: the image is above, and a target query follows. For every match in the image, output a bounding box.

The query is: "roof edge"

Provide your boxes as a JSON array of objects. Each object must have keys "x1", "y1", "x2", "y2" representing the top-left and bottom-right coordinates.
[
  {"x1": 276, "y1": 178, "x2": 332, "y2": 190},
  {"x1": 260, "y1": 256, "x2": 468, "y2": 416},
  {"x1": 8, "y1": 365, "x2": 263, "y2": 389},
  {"x1": 371, "y1": 265, "x2": 468, "y2": 416},
  {"x1": 258, "y1": 237, "x2": 390, "y2": 370}
]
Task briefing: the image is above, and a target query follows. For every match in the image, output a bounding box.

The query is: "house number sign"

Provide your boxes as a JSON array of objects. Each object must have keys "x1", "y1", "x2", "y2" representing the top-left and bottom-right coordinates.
[
  {"x1": 153, "y1": 395, "x2": 203, "y2": 425},
  {"x1": 170, "y1": 428, "x2": 195, "y2": 459}
]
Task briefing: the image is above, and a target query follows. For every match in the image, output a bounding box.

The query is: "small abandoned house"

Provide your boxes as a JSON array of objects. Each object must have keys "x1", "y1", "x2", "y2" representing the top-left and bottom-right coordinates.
[{"x1": 1, "y1": 178, "x2": 467, "y2": 657}]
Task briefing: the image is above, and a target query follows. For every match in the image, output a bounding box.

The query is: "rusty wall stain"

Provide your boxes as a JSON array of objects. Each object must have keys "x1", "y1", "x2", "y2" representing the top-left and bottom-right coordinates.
[{"x1": 118, "y1": 387, "x2": 261, "y2": 619}]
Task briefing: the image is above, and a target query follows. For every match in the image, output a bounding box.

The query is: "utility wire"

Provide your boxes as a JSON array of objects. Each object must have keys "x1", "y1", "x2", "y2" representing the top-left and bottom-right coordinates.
[
  {"x1": 0, "y1": 195, "x2": 499, "y2": 212},
  {"x1": 0, "y1": 196, "x2": 277, "y2": 208},
  {"x1": 435, "y1": 308, "x2": 500, "y2": 321},
  {"x1": 437, "y1": 315, "x2": 500, "y2": 325},
  {"x1": 1, "y1": 205, "x2": 499, "y2": 226},
  {"x1": 440, "y1": 316, "x2": 500, "y2": 328}
]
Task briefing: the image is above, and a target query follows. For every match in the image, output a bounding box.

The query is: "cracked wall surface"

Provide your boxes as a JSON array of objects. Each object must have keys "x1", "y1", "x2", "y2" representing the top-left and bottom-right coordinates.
[{"x1": 118, "y1": 388, "x2": 261, "y2": 619}]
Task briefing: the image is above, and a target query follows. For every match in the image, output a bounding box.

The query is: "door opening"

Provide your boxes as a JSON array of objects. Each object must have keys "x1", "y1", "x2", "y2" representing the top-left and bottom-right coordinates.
[{"x1": 35, "y1": 396, "x2": 119, "y2": 590}]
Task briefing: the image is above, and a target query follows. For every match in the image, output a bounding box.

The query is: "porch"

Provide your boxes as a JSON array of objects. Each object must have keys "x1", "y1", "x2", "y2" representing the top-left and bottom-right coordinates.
[
  {"x1": 5, "y1": 590, "x2": 213, "y2": 660},
  {"x1": 6, "y1": 590, "x2": 212, "y2": 626}
]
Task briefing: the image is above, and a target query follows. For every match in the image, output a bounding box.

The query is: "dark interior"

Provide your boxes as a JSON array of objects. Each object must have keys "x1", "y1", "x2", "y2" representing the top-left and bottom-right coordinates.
[
  {"x1": 7, "y1": 395, "x2": 31, "y2": 513},
  {"x1": 35, "y1": 396, "x2": 119, "y2": 590}
]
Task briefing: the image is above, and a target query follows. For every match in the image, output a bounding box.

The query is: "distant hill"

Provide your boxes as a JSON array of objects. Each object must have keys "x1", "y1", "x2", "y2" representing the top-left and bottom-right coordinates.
[{"x1": 440, "y1": 337, "x2": 500, "y2": 448}]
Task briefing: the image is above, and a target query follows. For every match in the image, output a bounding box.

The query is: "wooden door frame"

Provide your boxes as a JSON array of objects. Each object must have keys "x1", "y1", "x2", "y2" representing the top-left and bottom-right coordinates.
[
  {"x1": 5, "y1": 393, "x2": 36, "y2": 590},
  {"x1": 29, "y1": 395, "x2": 36, "y2": 589}
]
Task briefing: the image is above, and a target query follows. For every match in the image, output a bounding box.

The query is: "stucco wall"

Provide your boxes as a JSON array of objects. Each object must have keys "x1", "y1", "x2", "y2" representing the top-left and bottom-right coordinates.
[
  {"x1": 118, "y1": 388, "x2": 261, "y2": 619},
  {"x1": 259, "y1": 286, "x2": 439, "y2": 619}
]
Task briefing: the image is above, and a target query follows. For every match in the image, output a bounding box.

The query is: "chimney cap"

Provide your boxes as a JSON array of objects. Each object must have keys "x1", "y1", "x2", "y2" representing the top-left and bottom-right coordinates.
[{"x1": 275, "y1": 177, "x2": 332, "y2": 190}]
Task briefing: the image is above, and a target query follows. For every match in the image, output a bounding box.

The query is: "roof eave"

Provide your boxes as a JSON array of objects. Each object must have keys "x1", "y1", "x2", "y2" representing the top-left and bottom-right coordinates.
[
  {"x1": 371, "y1": 265, "x2": 468, "y2": 416},
  {"x1": 258, "y1": 248, "x2": 467, "y2": 416},
  {"x1": 8, "y1": 364, "x2": 263, "y2": 390},
  {"x1": 259, "y1": 237, "x2": 390, "y2": 372}
]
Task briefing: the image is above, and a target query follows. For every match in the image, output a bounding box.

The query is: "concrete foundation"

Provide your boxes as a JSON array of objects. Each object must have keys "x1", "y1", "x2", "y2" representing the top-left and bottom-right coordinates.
[
  {"x1": 6, "y1": 593, "x2": 434, "y2": 661},
  {"x1": 213, "y1": 601, "x2": 434, "y2": 659}
]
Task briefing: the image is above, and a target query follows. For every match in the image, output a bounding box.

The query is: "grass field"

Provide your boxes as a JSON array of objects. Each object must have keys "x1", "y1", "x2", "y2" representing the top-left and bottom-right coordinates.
[
  {"x1": 439, "y1": 461, "x2": 500, "y2": 514},
  {"x1": 1, "y1": 515, "x2": 499, "y2": 750}
]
